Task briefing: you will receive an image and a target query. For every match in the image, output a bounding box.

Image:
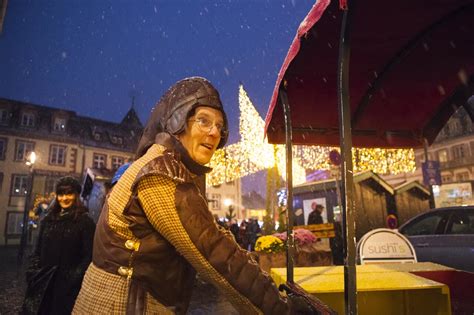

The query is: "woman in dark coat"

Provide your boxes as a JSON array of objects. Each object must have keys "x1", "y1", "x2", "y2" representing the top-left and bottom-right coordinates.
[{"x1": 22, "y1": 176, "x2": 95, "y2": 315}]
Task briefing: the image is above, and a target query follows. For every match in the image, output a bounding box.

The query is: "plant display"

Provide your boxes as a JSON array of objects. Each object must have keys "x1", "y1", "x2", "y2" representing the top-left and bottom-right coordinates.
[
  {"x1": 254, "y1": 235, "x2": 285, "y2": 254},
  {"x1": 273, "y1": 228, "x2": 318, "y2": 247}
]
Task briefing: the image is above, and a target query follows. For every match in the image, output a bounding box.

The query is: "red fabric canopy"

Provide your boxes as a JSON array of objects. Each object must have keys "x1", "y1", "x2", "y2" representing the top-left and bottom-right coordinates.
[{"x1": 265, "y1": 0, "x2": 474, "y2": 148}]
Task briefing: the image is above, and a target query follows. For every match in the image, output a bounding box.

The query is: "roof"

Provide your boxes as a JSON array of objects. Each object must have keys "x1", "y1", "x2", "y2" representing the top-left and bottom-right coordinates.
[
  {"x1": 241, "y1": 191, "x2": 266, "y2": 210},
  {"x1": 394, "y1": 180, "x2": 430, "y2": 196},
  {"x1": 293, "y1": 170, "x2": 394, "y2": 195},
  {"x1": 0, "y1": 98, "x2": 143, "y2": 153},
  {"x1": 121, "y1": 107, "x2": 143, "y2": 128},
  {"x1": 265, "y1": 0, "x2": 474, "y2": 148}
]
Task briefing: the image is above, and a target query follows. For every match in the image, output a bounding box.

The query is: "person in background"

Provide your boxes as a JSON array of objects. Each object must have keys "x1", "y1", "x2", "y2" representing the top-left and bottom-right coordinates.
[
  {"x1": 228, "y1": 219, "x2": 241, "y2": 244},
  {"x1": 73, "y1": 77, "x2": 313, "y2": 314},
  {"x1": 246, "y1": 218, "x2": 261, "y2": 251},
  {"x1": 307, "y1": 202, "x2": 324, "y2": 225},
  {"x1": 213, "y1": 213, "x2": 227, "y2": 229},
  {"x1": 239, "y1": 220, "x2": 249, "y2": 250},
  {"x1": 22, "y1": 176, "x2": 95, "y2": 315}
]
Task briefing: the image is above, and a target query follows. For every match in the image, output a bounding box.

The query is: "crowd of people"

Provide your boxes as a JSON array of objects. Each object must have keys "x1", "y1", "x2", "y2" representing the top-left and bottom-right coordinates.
[{"x1": 216, "y1": 217, "x2": 262, "y2": 252}]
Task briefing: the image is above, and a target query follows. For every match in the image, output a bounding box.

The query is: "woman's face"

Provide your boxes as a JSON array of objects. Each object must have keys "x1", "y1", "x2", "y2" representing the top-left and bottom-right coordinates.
[
  {"x1": 57, "y1": 193, "x2": 76, "y2": 209},
  {"x1": 178, "y1": 106, "x2": 224, "y2": 165}
]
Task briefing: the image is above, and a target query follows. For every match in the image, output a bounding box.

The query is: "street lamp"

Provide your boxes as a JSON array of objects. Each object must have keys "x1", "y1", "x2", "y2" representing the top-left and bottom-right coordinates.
[
  {"x1": 224, "y1": 198, "x2": 235, "y2": 222},
  {"x1": 223, "y1": 198, "x2": 232, "y2": 207},
  {"x1": 18, "y1": 151, "x2": 36, "y2": 263}
]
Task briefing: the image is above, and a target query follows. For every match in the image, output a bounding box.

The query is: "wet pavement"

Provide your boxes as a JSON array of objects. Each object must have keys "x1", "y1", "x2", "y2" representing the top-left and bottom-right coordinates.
[
  {"x1": 0, "y1": 246, "x2": 27, "y2": 315},
  {"x1": 0, "y1": 245, "x2": 237, "y2": 314}
]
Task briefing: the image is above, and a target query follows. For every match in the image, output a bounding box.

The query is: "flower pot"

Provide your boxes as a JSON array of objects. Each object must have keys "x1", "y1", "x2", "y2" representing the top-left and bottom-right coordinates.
[{"x1": 255, "y1": 242, "x2": 333, "y2": 273}]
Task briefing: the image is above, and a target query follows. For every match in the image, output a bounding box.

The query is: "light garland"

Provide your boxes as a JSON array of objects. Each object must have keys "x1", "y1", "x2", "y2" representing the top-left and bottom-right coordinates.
[{"x1": 206, "y1": 85, "x2": 416, "y2": 186}]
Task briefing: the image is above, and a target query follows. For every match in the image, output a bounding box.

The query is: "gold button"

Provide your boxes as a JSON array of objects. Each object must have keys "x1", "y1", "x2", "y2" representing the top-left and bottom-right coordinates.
[
  {"x1": 117, "y1": 266, "x2": 133, "y2": 279},
  {"x1": 125, "y1": 239, "x2": 140, "y2": 251}
]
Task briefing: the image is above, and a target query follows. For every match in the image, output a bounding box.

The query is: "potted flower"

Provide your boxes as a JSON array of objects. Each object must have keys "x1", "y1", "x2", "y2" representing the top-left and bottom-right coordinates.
[
  {"x1": 256, "y1": 229, "x2": 332, "y2": 271},
  {"x1": 255, "y1": 235, "x2": 286, "y2": 254},
  {"x1": 254, "y1": 235, "x2": 286, "y2": 272}
]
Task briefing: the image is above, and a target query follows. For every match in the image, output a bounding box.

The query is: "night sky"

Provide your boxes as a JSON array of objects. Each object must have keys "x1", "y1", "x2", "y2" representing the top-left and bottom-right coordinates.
[
  {"x1": 0, "y1": 0, "x2": 315, "y2": 195},
  {"x1": 0, "y1": 0, "x2": 314, "y2": 143}
]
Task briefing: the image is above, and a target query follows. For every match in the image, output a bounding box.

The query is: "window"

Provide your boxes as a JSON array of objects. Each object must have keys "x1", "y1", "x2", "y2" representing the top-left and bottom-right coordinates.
[
  {"x1": 0, "y1": 137, "x2": 6, "y2": 160},
  {"x1": 94, "y1": 133, "x2": 102, "y2": 141},
  {"x1": 21, "y1": 112, "x2": 35, "y2": 127},
  {"x1": 53, "y1": 117, "x2": 67, "y2": 132},
  {"x1": 93, "y1": 153, "x2": 106, "y2": 169},
  {"x1": 111, "y1": 136, "x2": 123, "y2": 145},
  {"x1": 452, "y1": 145, "x2": 466, "y2": 159},
  {"x1": 442, "y1": 175, "x2": 452, "y2": 183},
  {"x1": 49, "y1": 145, "x2": 66, "y2": 165},
  {"x1": 451, "y1": 120, "x2": 461, "y2": 134},
  {"x1": 438, "y1": 149, "x2": 448, "y2": 163},
  {"x1": 446, "y1": 210, "x2": 474, "y2": 234},
  {"x1": 11, "y1": 174, "x2": 28, "y2": 196},
  {"x1": 6, "y1": 211, "x2": 23, "y2": 236},
  {"x1": 210, "y1": 194, "x2": 221, "y2": 210},
  {"x1": 456, "y1": 172, "x2": 470, "y2": 182},
  {"x1": 0, "y1": 109, "x2": 9, "y2": 124},
  {"x1": 112, "y1": 156, "x2": 124, "y2": 170},
  {"x1": 44, "y1": 177, "x2": 57, "y2": 195},
  {"x1": 15, "y1": 141, "x2": 34, "y2": 161},
  {"x1": 400, "y1": 212, "x2": 449, "y2": 236}
]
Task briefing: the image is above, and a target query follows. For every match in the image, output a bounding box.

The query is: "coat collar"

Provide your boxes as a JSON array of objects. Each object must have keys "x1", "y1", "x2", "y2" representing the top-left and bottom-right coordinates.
[{"x1": 154, "y1": 132, "x2": 212, "y2": 176}]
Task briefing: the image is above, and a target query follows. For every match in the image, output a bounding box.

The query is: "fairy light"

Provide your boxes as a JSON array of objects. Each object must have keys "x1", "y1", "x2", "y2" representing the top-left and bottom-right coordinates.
[{"x1": 206, "y1": 85, "x2": 416, "y2": 186}]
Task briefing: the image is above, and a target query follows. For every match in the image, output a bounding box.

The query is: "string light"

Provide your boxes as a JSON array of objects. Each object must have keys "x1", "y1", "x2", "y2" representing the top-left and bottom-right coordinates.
[{"x1": 206, "y1": 85, "x2": 415, "y2": 186}]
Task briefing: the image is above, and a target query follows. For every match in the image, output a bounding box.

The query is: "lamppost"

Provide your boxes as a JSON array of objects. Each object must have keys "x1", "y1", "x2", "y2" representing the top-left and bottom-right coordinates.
[
  {"x1": 18, "y1": 151, "x2": 36, "y2": 263},
  {"x1": 224, "y1": 198, "x2": 235, "y2": 222}
]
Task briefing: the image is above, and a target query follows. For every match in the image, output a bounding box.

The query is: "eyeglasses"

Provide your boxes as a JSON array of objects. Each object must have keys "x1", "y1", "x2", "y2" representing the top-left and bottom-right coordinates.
[{"x1": 190, "y1": 117, "x2": 228, "y2": 138}]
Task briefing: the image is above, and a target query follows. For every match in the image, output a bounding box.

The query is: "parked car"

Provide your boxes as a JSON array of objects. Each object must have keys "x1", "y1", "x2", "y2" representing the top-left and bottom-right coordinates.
[{"x1": 398, "y1": 206, "x2": 474, "y2": 272}]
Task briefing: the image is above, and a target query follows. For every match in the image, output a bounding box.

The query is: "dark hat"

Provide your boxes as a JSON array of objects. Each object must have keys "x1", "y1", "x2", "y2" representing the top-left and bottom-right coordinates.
[
  {"x1": 55, "y1": 176, "x2": 82, "y2": 195},
  {"x1": 136, "y1": 77, "x2": 228, "y2": 157}
]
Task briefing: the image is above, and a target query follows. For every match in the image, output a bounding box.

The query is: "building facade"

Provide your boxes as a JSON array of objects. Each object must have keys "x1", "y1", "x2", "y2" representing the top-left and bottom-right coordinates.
[
  {"x1": 0, "y1": 98, "x2": 143, "y2": 245},
  {"x1": 383, "y1": 107, "x2": 474, "y2": 195},
  {"x1": 206, "y1": 179, "x2": 243, "y2": 221}
]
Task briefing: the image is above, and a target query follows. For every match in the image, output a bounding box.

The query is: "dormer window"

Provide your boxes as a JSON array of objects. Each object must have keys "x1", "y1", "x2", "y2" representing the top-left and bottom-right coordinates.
[
  {"x1": 21, "y1": 112, "x2": 36, "y2": 127},
  {"x1": 94, "y1": 133, "x2": 102, "y2": 141},
  {"x1": 53, "y1": 117, "x2": 67, "y2": 132},
  {"x1": 111, "y1": 136, "x2": 123, "y2": 144}
]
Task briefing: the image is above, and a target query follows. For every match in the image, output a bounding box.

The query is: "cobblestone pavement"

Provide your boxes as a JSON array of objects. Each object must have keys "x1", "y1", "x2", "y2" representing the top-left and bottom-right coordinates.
[{"x1": 0, "y1": 246, "x2": 237, "y2": 315}]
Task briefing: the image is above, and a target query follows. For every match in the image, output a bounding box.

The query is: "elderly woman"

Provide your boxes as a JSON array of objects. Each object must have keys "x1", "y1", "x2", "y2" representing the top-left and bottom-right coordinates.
[
  {"x1": 22, "y1": 177, "x2": 95, "y2": 315},
  {"x1": 73, "y1": 77, "x2": 311, "y2": 314}
]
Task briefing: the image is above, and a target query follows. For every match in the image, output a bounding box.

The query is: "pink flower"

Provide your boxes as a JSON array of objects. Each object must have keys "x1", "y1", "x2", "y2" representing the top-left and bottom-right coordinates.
[{"x1": 272, "y1": 229, "x2": 317, "y2": 246}]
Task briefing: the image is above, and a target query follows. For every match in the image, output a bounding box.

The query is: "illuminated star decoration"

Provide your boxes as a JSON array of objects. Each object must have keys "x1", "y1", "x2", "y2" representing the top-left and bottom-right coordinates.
[{"x1": 206, "y1": 85, "x2": 415, "y2": 186}]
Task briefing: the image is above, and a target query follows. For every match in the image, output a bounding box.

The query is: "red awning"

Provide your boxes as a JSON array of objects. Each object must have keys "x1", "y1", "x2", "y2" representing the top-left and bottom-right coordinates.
[{"x1": 265, "y1": 0, "x2": 474, "y2": 148}]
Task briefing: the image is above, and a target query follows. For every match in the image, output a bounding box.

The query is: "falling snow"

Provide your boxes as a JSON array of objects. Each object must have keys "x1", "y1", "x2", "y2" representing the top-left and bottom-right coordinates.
[{"x1": 0, "y1": 0, "x2": 313, "y2": 149}]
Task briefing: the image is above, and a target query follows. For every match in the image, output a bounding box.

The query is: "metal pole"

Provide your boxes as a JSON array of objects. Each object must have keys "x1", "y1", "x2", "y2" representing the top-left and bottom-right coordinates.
[
  {"x1": 337, "y1": 5, "x2": 357, "y2": 315},
  {"x1": 334, "y1": 167, "x2": 343, "y2": 218},
  {"x1": 423, "y1": 138, "x2": 436, "y2": 208},
  {"x1": 280, "y1": 88, "x2": 295, "y2": 284},
  {"x1": 18, "y1": 166, "x2": 34, "y2": 264}
]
